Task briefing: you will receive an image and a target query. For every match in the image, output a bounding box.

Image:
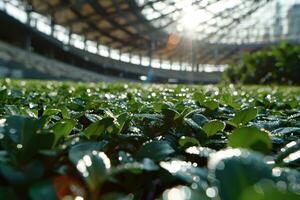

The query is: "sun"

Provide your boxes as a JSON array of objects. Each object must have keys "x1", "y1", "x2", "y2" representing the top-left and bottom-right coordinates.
[{"x1": 178, "y1": 4, "x2": 211, "y2": 33}]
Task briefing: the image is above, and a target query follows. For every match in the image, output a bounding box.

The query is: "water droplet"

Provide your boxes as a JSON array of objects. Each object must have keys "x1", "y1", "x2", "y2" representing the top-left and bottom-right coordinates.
[
  {"x1": 283, "y1": 150, "x2": 300, "y2": 163},
  {"x1": 216, "y1": 161, "x2": 225, "y2": 170},
  {"x1": 276, "y1": 181, "x2": 287, "y2": 191},
  {"x1": 160, "y1": 160, "x2": 192, "y2": 174},
  {"x1": 98, "y1": 152, "x2": 111, "y2": 169},
  {"x1": 75, "y1": 196, "x2": 84, "y2": 200},
  {"x1": 206, "y1": 187, "x2": 217, "y2": 198},
  {"x1": 253, "y1": 184, "x2": 264, "y2": 194},
  {"x1": 83, "y1": 155, "x2": 92, "y2": 167},
  {"x1": 185, "y1": 146, "x2": 200, "y2": 154},
  {"x1": 166, "y1": 187, "x2": 191, "y2": 200},
  {"x1": 191, "y1": 183, "x2": 198, "y2": 189},
  {"x1": 0, "y1": 119, "x2": 6, "y2": 127},
  {"x1": 286, "y1": 141, "x2": 297, "y2": 149},
  {"x1": 192, "y1": 176, "x2": 200, "y2": 182},
  {"x1": 82, "y1": 171, "x2": 89, "y2": 177},
  {"x1": 9, "y1": 128, "x2": 16, "y2": 134},
  {"x1": 77, "y1": 159, "x2": 87, "y2": 173},
  {"x1": 0, "y1": 133, "x2": 4, "y2": 139},
  {"x1": 16, "y1": 144, "x2": 23, "y2": 149},
  {"x1": 272, "y1": 167, "x2": 282, "y2": 177}
]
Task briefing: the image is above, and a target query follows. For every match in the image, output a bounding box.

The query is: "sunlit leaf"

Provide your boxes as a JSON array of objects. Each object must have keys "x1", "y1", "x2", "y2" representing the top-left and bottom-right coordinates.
[
  {"x1": 229, "y1": 107, "x2": 258, "y2": 127},
  {"x1": 136, "y1": 141, "x2": 175, "y2": 162},
  {"x1": 208, "y1": 149, "x2": 272, "y2": 200},
  {"x1": 228, "y1": 126, "x2": 272, "y2": 153},
  {"x1": 203, "y1": 120, "x2": 226, "y2": 137}
]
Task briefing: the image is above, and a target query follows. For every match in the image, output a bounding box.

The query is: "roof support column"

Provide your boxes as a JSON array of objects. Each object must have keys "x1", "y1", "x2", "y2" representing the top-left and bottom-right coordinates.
[
  {"x1": 139, "y1": 53, "x2": 142, "y2": 65},
  {"x1": 83, "y1": 37, "x2": 87, "y2": 51},
  {"x1": 50, "y1": 15, "x2": 55, "y2": 37},
  {"x1": 68, "y1": 29, "x2": 72, "y2": 46},
  {"x1": 25, "y1": 3, "x2": 31, "y2": 26},
  {"x1": 192, "y1": 39, "x2": 196, "y2": 72},
  {"x1": 159, "y1": 58, "x2": 162, "y2": 69},
  {"x1": 179, "y1": 56, "x2": 183, "y2": 71},
  {"x1": 96, "y1": 42, "x2": 100, "y2": 54},
  {"x1": 147, "y1": 38, "x2": 155, "y2": 82}
]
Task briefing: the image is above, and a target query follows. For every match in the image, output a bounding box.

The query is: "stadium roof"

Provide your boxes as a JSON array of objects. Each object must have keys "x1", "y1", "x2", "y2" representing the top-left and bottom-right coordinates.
[{"x1": 8, "y1": 0, "x2": 300, "y2": 66}]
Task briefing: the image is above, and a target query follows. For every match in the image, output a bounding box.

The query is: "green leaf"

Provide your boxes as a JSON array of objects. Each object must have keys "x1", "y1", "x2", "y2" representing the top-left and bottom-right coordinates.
[
  {"x1": 115, "y1": 112, "x2": 129, "y2": 134},
  {"x1": 193, "y1": 92, "x2": 219, "y2": 110},
  {"x1": 101, "y1": 193, "x2": 134, "y2": 200},
  {"x1": 178, "y1": 136, "x2": 200, "y2": 148},
  {"x1": 201, "y1": 99, "x2": 219, "y2": 110},
  {"x1": 69, "y1": 141, "x2": 108, "y2": 163},
  {"x1": 1, "y1": 116, "x2": 54, "y2": 164},
  {"x1": 240, "y1": 179, "x2": 300, "y2": 200},
  {"x1": 85, "y1": 113, "x2": 102, "y2": 123},
  {"x1": 221, "y1": 92, "x2": 241, "y2": 109},
  {"x1": 85, "y1": 152, "x2": 110, "y2": 194},
  {"x1": 136, "y1": 141, "x2": 175, "y2": 162},
  {"x1": 133, "y1": 113, "x2": 163, "y2": 121},
  {"x1": 117, "y1": 151, "x2": 134, "y2": 164},
  {"x1": 0, "y1": 187, "x2": 17, "y2": 200},
  {"x1": 61, "y1": 107, "x2": 70, "y2": 119},
  {"x1": 192, "y1": 92, "x2": 205, "y2": 103},
  {"x1": 29, "y1": 180, "x2": 58, "y2": 200},
  {"x1": 110, "y1": 158, "x2": 159, "y2": 176},
  {"x1": 228, "y1": 126, "x2": 272, "y2": 154},
  {"x1": 42, "y1": 109, "x2": 61, "y2": 117},
  {"x1": 52, "y1": 119, "x2": 76, "y2": 147},
  {"x1": 0, "y1": 160, "x2": 44, "y2": 185},
  {"x1": 184, "y1": 118, "x2": 202, "y2": 131},
  {"x1": 4, "y1": 105, "x2": 20, "y2": 115},
  {"x1": 184, "y1": 114, "x2": 209, "y2": 135},
  {"x1": 229, "y1": 107, "x2": 258, "y2": 127},
  {"x1": 275, "y1": 140, "x2": 300, "y2": 166},
  {"x1": 272, "y1": 127, "x2": 300, "y2": 138},
  {"x1": 162, "y1": 108, "x2": 180, "y2": 121},
  {"x1": 83, "y1": 117, "x2": 114, "y2": 138},
  {"x1": 208, "y1": 149, "x2": 272, "y2": 200},
  {"x1": 203, "y1": 120, "x2": 226, "y2": 137},
  {"x1": 0, "y1": 89, "x2": 8, "y2": 101},
  {"x1": 191, "y1": 114, "x2": 208, "y2": 127},
  {"x1": 69, "y1": 146, "x2": 111, "y2": 195}
]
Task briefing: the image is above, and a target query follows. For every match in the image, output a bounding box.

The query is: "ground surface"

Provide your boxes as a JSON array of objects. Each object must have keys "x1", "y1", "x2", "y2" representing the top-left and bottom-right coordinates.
[{"x1": 0, "y1": 79, "x2": 299, "y2": 200}]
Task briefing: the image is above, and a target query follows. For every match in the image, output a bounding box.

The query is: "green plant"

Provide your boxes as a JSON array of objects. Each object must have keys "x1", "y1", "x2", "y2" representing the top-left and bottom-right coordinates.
[
  {"x1": 0, "y1": 79, "x2": 299, "y2": 199},
  {"x1": 224, "y1": 42, "x2": 300, "y2": 85}
]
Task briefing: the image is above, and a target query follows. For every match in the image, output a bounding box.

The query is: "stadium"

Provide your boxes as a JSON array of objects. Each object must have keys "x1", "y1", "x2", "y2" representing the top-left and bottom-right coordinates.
[{"x1": 0, "y1": 0, "x2": 299, "y2": 199}]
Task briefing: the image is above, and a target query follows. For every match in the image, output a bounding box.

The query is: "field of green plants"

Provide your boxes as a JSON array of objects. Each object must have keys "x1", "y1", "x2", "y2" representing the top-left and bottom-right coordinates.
[{"x1": 0, "y1": 79, "x2": 299, "y2": 200}]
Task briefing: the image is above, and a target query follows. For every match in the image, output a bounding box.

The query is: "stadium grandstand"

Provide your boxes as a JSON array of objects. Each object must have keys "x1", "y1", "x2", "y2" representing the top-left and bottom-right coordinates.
[{"x1": 0, "y1": 0, "x2": 299, "y2": 83}]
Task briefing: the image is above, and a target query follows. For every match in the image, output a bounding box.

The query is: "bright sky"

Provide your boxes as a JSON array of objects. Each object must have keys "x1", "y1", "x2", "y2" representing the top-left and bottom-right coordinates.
[{"x1": 137, "y1": 0, "x2": 300, "y2": 42}]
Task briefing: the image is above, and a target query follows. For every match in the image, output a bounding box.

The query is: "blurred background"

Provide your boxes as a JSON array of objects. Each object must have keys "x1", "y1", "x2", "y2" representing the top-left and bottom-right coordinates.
[{"x1": 0, "y1": 0, "x2": 299, "y2": 84}]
